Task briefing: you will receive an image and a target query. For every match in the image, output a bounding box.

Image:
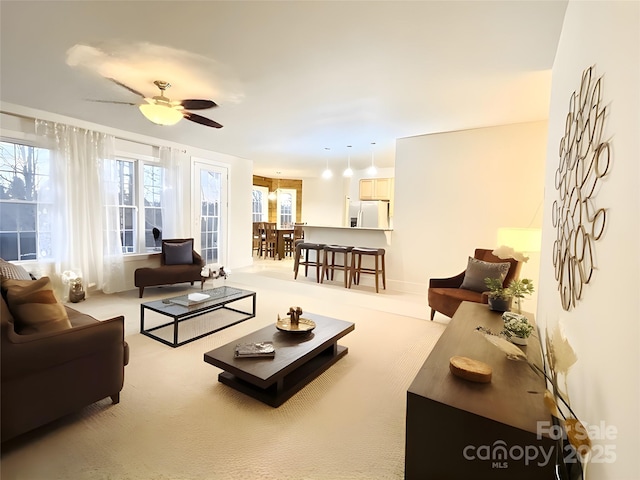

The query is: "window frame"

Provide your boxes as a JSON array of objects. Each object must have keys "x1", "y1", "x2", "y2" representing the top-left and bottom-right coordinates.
[
  {"x1": 112, "y1": 154, "x2": 168, "y2": 255},
  {"x1": 252, "y1": 186, "x2": 268, "y2": 223},
  {"x1": 0, "y1": 139, "x2": 53, "y2": 261},
  {"x1": 276, "y1": 188, "x2": 296, "y2": 229}
]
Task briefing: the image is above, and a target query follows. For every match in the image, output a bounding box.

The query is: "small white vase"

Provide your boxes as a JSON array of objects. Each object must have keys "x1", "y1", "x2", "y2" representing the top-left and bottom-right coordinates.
[{"x1": 509, "y1": 335, "x2": 528, "y2": 346}]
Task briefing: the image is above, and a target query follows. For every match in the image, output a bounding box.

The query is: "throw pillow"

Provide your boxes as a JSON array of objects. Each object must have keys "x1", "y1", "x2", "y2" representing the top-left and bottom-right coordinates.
[
  {"x1": 460, "y1": 257, "x2": 511, "y2": 293},
  {"x1": 0, "y1": 259, "x2": 33, "y2": 281},
  {"x1": 163, "y1": 240, "x2": 194, "y2": 265},
  {"x1": 2, "y1": 277, "x2": 72, "y2": 334}
]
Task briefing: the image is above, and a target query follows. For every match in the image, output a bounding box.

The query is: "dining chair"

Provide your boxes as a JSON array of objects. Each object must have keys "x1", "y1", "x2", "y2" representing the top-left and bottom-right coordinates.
[
  {"x1": 252, "y1": 222, "x2": 264, "y2": 257},
  {"x1": 263, "y1": 222, "x2": 277, "y2": 259}
]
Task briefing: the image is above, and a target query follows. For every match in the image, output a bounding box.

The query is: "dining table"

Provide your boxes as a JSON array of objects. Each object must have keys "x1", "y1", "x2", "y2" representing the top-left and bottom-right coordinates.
[{"x1": 275, "y1": 227, "x2": 294, "y2": 260}]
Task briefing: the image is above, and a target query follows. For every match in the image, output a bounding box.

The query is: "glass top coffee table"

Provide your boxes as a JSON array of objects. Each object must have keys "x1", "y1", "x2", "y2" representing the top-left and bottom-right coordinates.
[{"x1": 140, "y1": 286, "x2": 256, "y2": 347}]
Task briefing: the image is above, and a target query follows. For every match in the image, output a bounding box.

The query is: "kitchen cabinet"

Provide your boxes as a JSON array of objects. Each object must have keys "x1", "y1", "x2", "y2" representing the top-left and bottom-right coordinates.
[{"x1": 359, "y1": 178, "x2": 393, "y2": 201}]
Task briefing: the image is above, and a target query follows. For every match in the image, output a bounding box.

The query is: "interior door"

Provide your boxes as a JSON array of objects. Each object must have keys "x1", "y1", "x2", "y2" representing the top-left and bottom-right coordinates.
[{"x1": 192, "y1": 160, "x2": 228, "y2": 266}]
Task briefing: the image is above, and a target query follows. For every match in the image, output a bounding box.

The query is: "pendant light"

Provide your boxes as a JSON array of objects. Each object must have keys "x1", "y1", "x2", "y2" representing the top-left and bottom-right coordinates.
[
  {"x1": 343, "y1": 145, "x2": 353, "y2": 177},
  {"x1": 322, "y1": 147, "x2": 333, "y2": 179},
  {"x1": 367, "y1": 142, "x2": 378, "y2": 176}
]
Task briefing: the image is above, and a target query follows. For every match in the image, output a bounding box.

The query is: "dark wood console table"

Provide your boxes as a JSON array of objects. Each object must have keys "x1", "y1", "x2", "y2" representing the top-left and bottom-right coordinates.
[{"x1": 405, "y1": 301, "x2": 555, "y2": 479}]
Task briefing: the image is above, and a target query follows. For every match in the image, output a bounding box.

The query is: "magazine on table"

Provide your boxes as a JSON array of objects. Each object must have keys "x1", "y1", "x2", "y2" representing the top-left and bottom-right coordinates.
[{"x1": 234, "y1": 341, "x2": 275, "y2": 358}]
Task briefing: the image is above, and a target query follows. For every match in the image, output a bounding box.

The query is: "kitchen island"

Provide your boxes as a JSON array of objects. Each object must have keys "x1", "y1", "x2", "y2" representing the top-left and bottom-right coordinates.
[{"x1": 302, "y1": 225, "x2": 393, "y2": 248}]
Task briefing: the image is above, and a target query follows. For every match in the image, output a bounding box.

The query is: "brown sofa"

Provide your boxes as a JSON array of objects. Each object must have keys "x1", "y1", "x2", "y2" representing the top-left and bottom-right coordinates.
[
  {"x1": 428, "y1": 248, "x2": 522, "y2": 320},
  {"x1": 134, "y1": 238, "x2": 205, "y2": 298},
  {"x1": 1, "y1": 288, "x2": 129, "y2": 443}
]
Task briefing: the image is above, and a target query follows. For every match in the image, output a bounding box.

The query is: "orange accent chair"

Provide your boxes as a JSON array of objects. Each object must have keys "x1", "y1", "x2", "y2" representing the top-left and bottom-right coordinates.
[{"x1": 428, "y1": 248, "x2": 522, "y2": 320}]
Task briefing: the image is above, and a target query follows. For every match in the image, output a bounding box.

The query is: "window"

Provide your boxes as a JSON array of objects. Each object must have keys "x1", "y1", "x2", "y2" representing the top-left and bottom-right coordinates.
[
  {"x1": 110, "y1": 157, "x2": 167, "y2": 254},
  {"x1": 276, "y1": 188, "x2": 296, "y2": 228},
  {"x1": 200, "y1": 169, "x2": 221, "y2": 264},
  {"x1": 0, "y1": 141, "x2": 52, "y2": 261},
  {"x1": 113, "y1": 159, "x2": 137, "y2": 253},
  {"x1": 252, "y1": 186, "x2": 268, "y2": 222},
  {"x1": 143, "y1": 164, "x2": 164, "y2": 250}
]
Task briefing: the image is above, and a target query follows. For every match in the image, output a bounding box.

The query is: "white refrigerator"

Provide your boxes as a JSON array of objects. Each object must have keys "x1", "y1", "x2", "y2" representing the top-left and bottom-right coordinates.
[{"x1": 348, "y1": 200, "x2": 389, "y2": 228}]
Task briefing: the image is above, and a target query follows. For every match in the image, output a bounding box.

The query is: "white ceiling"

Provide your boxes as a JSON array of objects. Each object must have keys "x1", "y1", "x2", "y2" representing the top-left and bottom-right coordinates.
[{"x1": 0, "y1": 1, "x2": 567, "y2": 178}]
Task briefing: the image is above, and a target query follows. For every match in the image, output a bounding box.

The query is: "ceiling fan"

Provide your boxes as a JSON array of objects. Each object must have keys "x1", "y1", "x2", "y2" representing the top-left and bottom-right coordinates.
[{"x1": 93, "y1": 79, "x2": 223, "y2": 128}]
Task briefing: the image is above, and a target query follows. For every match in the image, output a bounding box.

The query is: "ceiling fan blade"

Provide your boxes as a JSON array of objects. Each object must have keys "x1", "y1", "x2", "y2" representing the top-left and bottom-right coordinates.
[
  {"x1": 179, "y1": 99, "x2": 217, "y2": 110},
  {"x1": 107, "y1": 78, "x2": 145, "y2": 98},
  {"x1": 183, "y1": 112, "x2": 223, "y2": 128},
  {"x1": 87, "y1": 99, "x2": 137, "y2": 105}
]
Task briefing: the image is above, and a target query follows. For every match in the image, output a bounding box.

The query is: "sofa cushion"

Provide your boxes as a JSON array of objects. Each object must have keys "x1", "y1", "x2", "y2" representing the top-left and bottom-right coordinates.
[
  {"x1": 2, "y1": 277, "x2": 72, "y2": 334},
  {"x1": 164, "y1": 240, "x2": 193, "y2": 265},
  {"x1": 460, "y1": 257, "x2": 510, "y2": 293},
  {"x1": 0, "y1": 259, "x2": 32, "y2": 281}
]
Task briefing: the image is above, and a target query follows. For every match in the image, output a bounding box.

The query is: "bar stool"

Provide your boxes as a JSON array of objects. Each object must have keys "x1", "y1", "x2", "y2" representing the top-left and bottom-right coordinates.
[
  {"x1": 321, "y1": 245, "x2": 353, "y2": 288},
  {"x1": 348, "y1": 247, "x2": 386, "y2": 293},
  {"x1": 294, "y1": 242, "x2": 326, "y2": 283}
]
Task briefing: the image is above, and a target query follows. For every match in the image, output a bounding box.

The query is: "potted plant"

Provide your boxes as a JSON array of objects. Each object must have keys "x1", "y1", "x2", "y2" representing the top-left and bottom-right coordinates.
[
  {"x1": 507, "y1": 278, "x2": 534, "y2": 313},
  {"x1": 484, "y1": 277, "x2": 535, "y2": 314},
  {"x1": 61, "y1": 270, "x2": 85, "y2": 303},
  {"x1": 501, "y1": 312, "x2": 534, "y2": 345},
  {"x1": 484, "y1": 277, "x2": 512, "y2": 312}
]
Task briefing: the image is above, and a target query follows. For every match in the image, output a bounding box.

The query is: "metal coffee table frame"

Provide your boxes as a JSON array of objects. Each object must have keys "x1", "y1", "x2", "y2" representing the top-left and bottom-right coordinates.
[{"x1": 140, "y1": 286, "x2": 256, "y2": 347}]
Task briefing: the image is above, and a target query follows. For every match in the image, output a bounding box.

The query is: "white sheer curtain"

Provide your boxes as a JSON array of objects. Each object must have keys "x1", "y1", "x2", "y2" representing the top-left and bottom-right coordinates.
[
  {"x1": 35, "y1": 120, "x2": 125, "y2": 295},
  {"x1": 159, "y1": 146, "x2": 183, "y2": 238}
]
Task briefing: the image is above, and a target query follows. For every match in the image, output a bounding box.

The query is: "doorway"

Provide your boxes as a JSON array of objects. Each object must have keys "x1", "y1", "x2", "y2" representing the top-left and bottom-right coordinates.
[{"x1": 192, "y1": 160, "x2": 228, "y2": 266}]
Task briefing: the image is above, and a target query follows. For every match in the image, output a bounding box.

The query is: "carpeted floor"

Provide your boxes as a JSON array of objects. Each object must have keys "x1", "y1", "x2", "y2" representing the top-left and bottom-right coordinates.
[{"x1": 0, "y1": 259, "x2": 448, "y2": 480}]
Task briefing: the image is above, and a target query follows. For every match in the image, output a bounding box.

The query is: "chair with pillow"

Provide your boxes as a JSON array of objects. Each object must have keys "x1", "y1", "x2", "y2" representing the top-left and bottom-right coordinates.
[
  {"x1": 134, "y1": 238, "x2": 205, "y2": 298},
  {"x1": 428, "y1": 248, "x2": 522, "y2": 320}
]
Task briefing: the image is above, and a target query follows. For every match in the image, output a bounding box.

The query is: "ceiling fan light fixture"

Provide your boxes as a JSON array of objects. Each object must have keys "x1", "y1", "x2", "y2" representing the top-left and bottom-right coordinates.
[{"x1": 139, "y1": 103, "x2": 183, "y2": 126}]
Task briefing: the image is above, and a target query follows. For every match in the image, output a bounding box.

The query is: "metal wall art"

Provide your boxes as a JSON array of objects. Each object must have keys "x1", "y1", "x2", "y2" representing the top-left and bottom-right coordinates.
[{"x1": 552, "y1": 66, "x2": 610, "y2": 311}]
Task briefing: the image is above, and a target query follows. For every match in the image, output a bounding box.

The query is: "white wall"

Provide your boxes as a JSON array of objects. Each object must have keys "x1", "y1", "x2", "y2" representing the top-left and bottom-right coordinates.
[
  {"x1": 301, "y1": 175, "x2": 349, "y2": 226},
  {"x1": 537, "y1": 1, "x2": 640, "y2": 478},
  {"x1": 393, "y1": 121, "x2": 548, "y2": 297}
]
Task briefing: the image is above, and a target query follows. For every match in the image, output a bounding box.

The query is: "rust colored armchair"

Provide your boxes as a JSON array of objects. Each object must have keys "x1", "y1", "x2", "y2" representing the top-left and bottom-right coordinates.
[
  {"x1": 134, "y1": 238, "x2": 205, "y2": 298},
  {"x1": 428, "y1": 248, "x2": 522, "y2": 320}
]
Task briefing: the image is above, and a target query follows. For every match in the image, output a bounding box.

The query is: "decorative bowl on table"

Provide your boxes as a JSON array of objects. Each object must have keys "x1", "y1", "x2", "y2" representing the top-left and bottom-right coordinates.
[{"x1": 276, "y1": 307, "x2": 316, "y2": 333}]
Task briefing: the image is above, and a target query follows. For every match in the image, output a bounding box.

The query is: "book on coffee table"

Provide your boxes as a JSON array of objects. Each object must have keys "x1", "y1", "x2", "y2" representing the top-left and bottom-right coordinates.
[
  {"x1": 234, "y1": 342, "x2": 275, "y2": 358},
  {"x1": 169, "y1": 292, "x2": 211, "y2": 306}
]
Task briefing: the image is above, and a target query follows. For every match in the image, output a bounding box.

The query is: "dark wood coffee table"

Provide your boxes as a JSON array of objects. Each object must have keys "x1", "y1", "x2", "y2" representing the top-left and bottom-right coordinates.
[{"x1": 203, "y1": 313, "x2": 354, "y2": 407}]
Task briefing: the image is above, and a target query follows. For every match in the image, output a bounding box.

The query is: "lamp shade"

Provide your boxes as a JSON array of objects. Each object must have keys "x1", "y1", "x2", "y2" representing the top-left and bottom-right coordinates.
[
  {"x1": 139, "y1": 103, "x2": 183, "y2": 126},
  {"x1": 497, "y1": 228, "x2": 542, "y2": 253}
]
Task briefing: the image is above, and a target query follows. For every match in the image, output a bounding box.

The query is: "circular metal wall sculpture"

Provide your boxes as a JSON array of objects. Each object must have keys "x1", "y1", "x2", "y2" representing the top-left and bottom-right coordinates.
[{"x1": 552, "y1": 66, "x2": 610, "y2": 311}]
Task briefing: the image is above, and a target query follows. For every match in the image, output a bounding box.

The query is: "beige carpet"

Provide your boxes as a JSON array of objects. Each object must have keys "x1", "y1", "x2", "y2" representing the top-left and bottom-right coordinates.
[{"x1": 0, "y1": 259, "x2": 447, "y2": 480}]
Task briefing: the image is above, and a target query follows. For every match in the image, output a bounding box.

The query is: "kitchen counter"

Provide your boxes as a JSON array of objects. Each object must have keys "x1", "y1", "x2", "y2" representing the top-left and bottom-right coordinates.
[
  {"x1": 303, "y1": 225, "x2": 393, "y2": 232},
  {"x1": 302, "y1": 225, "x2": 393, "y2": 247}
]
